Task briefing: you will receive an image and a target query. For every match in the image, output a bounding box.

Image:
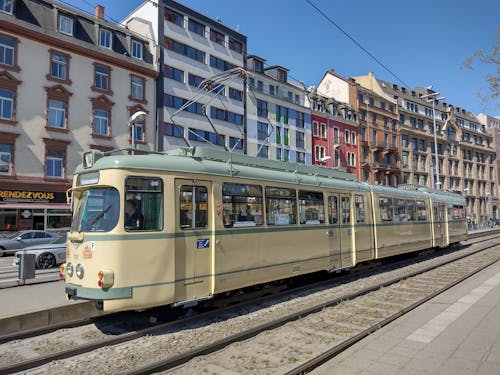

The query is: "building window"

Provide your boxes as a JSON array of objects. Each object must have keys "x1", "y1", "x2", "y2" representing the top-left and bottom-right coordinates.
[
  {"x1": 188, "y1": 73, "x2": 203, "y2": 87},
  {"x1": 188, "y1": 19, "x2": 205, "y2": 36},
  {"x1": 257, "y1": 145, "x2": 268, "y2": 159},
  {"x1": 257, "y1": 99, "x2": 268, "y2": 118},
  {"x1": 210, "y1": 29, "x2": 225, "y2": 45},
  {"x1": 0, "y1": 143, "x2": 11, "y2": 174},
  {"x1": 0, "y1": 0, "x2": 13, "y2": 14},
  {"x1": 165, "y1": 8, "x2": 184, "y2": 27},
  {"x1": 320, "y1": 123, "x2": 327, "y2": 138},
  {"x1": 296, "y1": 131, "x2": 305, "y2": 148},
  {"x1": 296, "y1": 151, "x2": 305, "y2": 164},
  {"x1": 93, "y1": 64, "x2": 111, "y2": 92},
  {"x1": 47, "y1": 99, "x2": 65, "y2": 128},
  {"x1": 131, "y1": 40, "x2": 143, "y2": 60},
  {"x1": 229, "y1": 137, "x2": 243, "y2": 150},
  {"x1": 0, "y1": 88, "x2": 13, "y2": 120},
  {"x1": 58, "y1": 14, "x2": 73, "y2": 36},
  {"x1": 99, "y1": 29, "x2": 112, "y2": 49},
  {"x1": 130, "y1": 75, "x2": 145, "y2": 102},
  {"x1": 189, "y1": 128, "x2": 224, "y2": 146},
  {"x1": 49, "y1": 50, "x2": 70, "y2": 83},
  {"x1": 345, "y1": 129, "x2": 350, "y2": 144},
  {"x1": 210, "y1": 55, "x2": 234, "y2": 71},
  {"x1": 229, "y1": 87, "x2": 242, "y2": 101},
  {"x1": 165, "y1": 123, "x2": 184, "y2": 138},
  {"x1": 351, "y1": 131, "x2": 357, "y2": 145},
  {"x1": 210, "y1": 106, "x2": 243, "y2": 125},
  {"x1": 164, "y1": 37, "x2": 205, "y2": 63},
  {"x1": 45, "y1": 150, "x2": 64, "y2": 178},
  {"x1": 0, "y1": 35, "x2": 15, "y2": 68},
  {"x1": 165, "y1": 94, "x2": 203, "y2": 115},
  {"x1": 228, "y1": 38, "x2": 242, "y2": 53},
  {"x1": 312, "y1": 121, "x2": 319, "y2": 136},
  {"x1": 257, "y1": 121, "x2": 268, "y2": 141},
  {"x1": 93, "y1": 109, "x2": 108, "y2": 136},
  {"x1": 164, "y1": 65, "x2": 184, "y2": 82}
]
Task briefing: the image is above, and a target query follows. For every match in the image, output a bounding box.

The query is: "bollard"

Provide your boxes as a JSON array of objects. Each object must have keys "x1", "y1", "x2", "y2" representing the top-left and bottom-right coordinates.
[{"x1": 18, "y1": 253, "x2": 36, "y2": 285}]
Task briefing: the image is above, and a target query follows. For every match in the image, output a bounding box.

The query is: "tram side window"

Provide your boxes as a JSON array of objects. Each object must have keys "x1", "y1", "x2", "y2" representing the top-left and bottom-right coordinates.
[
  {"x1": 405, "y1": 200, "x2": 417, "y2": 221},
  {"x1": 448, "y1": 204, "x2": 464, "y2": 221},
  {"x1": 393, "y1": 199, "x2": 406, "y2": 222},
  {"x1": 341, "y1": 196, "x2": 350, "y2": 224},
  {"x1": 328, "y1": 196, "x2": 338, "y2": 224},
  {"x1": 355, "y1": 195, "x2": 365, "y2": 223},
  {"x1": 180, "y1": 186, "x2": 208, "y2": 230},
  {"x1": 379, "y1": 197, "x2": 393, "y2": 222},
  {"x1": 417, "y1": 200, "x2": 427, "y2": 221},
  {"x1": 125, "y1": 177, "x2": 163, "y2": 231},
  {"x1": 222, "y1": 183, "x2": 263, "y2": 227},
  {"x1": 433, "y1": 202, "x2": 443, "y2": 221},
  {"x1": 265, "y1": 187, "x2": 297, "y2": 225},
  {"x1": 298, "y1": 191, "x2": 324, "y2": 224}
]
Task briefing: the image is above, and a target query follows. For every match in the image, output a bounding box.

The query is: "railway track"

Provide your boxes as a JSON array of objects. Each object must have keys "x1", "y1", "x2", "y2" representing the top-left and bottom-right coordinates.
[{"x1": 0, "y1": 232, "x2": 499, "y2": 374}]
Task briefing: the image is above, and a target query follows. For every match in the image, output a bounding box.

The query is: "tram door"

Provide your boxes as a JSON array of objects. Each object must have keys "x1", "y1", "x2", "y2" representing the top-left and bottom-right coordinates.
[
  {"x1": 175, "y1": 179, "x2": 213, "y2": 302},
  {"x1": 327, "y1": 193, "x2": 353, "y2": 269},
  {"x1": 432, "y1": 202, "x2": 447, "y2": 247}
]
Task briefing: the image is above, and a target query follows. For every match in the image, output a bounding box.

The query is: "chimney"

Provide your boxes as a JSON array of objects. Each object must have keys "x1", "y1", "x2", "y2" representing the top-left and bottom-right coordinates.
[{"x1": 95, "y1": 5, "x2": 104, "y2": 20}]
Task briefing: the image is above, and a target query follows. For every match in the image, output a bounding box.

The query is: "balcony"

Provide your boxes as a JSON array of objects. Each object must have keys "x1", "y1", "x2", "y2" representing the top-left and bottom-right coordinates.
[{"x1": 371, "y1": 141, "x2": 385, "y2": 150}]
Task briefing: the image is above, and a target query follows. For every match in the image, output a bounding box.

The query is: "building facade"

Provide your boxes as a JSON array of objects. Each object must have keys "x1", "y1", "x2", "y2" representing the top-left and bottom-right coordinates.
[
  {"x1": 308, "y1": 89, "x2": 359, "y2": 176},
  {"x1": 126, "y1": 0, "x2": 247, "y2": 153},
  {"x1": 370, "y1": 75, "x2": 496, "y2": 225},
  {"x1": 246, "y1": 55, "x2": 311, "y2": 162},
  {"x1": 0, "y1": 0, "x2": 156, "y2": 231}
]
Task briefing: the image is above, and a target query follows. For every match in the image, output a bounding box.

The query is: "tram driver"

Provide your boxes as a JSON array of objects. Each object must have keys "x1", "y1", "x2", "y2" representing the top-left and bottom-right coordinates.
[{"x1": 125, "y1": 199, "x2": 144, "y2": 229}]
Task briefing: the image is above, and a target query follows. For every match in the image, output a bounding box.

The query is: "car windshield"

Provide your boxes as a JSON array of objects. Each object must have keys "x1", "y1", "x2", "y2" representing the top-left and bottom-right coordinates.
[
  {"x1": 71, "y1": 188, "x2": 120, "y2": 232},
  {"x1": 53, "y1": 235, "x2": 67, "y2": 244},
  {"x1": 6, "y1": 231, "x2": 22, "y2": 239}
]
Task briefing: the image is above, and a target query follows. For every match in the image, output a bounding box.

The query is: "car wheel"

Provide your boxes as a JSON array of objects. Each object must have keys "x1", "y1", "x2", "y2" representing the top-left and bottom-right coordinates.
[{"x1": 36, "y1": 253, "x2": 57, "y2": 269}]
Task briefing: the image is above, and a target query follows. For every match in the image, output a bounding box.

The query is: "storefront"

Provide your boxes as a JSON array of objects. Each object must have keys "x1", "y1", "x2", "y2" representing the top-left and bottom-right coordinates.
[{"x1": 0, "y1": 189, "x2": 71, "y2": 231}]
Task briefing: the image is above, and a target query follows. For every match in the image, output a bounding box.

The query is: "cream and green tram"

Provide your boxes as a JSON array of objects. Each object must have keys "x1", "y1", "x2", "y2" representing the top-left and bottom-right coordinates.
[{"x1": 61, "y1": 147, "x2": 466, "y2": 312}]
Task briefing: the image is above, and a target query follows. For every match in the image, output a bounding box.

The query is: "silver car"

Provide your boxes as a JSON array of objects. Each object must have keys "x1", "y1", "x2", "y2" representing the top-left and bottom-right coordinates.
[
  {"x1": 0, "y1": 230, "x2": 60, "y2": 256},
  {"x1": 13, "y1": 234, "x2": 67, "y2": 269}
]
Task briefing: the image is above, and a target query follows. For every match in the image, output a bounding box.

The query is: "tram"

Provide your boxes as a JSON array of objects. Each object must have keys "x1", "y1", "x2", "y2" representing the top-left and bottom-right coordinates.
[{"x1": 61, "y1": 147, "x2": 467, "y2": 312}]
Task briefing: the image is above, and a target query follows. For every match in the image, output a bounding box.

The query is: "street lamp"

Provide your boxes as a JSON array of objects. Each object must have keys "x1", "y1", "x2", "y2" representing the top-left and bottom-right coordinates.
[
  {"x1": 421, "y1": 91, "x2": 445, "y2": 189},
  {"x1": 319, "y1": 155, "x2": 331, "y2": 166},
  {"x1": 128, "y1": 111, "x2": 147, "y2": 154}
]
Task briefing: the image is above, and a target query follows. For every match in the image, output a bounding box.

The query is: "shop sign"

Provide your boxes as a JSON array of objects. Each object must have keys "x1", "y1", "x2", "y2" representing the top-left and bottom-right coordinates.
[{"x1": 0, "y1": 189, "x2": 66, "y2": 203}]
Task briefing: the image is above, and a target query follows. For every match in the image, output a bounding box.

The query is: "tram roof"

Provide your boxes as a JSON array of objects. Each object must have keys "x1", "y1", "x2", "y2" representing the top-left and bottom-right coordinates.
[
  {"x1": 77, "y1": 147, "x2": 369, "y2": 191},
  {"x1": 75, "y1": 147, "x2": 465, "y2": 204}
]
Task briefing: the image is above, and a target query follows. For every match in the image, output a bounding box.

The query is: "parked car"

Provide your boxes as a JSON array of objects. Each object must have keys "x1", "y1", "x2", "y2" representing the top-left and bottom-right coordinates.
[
  {"x1": 0, "y1": 230, "x2": 60, "y2": 256},
  {"x1": 13, "y1": 234, "x2": 67, "y2": 269}
]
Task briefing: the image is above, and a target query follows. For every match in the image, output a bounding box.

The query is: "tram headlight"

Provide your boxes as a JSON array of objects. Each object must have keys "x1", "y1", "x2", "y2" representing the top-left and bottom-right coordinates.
[
  {"x1": 67, "y1": 263, "x2": 74, "y2": 277},
  {"x1": 76, "y1": 264, "x2": 84, "y2": 279}
]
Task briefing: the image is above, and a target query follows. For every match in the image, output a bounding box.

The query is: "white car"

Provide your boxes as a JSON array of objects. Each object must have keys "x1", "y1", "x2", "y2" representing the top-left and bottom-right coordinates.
[{"x1": 13, "y1": 234, "x2": 67, "y2": 269}]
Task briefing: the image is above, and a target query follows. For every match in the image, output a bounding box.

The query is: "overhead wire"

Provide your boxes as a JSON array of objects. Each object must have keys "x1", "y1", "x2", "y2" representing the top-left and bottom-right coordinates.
[{"x1": 305, "y1": 0, "x2": 411, "y2": 88}]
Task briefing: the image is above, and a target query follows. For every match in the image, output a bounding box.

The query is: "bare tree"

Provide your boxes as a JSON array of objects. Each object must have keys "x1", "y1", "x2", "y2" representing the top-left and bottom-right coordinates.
[{"x1": 463, "y1": 26, "x2": 500, "y2": 110}]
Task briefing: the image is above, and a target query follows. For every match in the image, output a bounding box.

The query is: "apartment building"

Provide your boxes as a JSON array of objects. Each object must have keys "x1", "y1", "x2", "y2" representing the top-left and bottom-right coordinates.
[
  {"x1": 369, "y1": 76, "x2": 496, "y2": 225},
  {"x1": 308, "y1": 88, "x2": 359, "y2": 176},
  {"x1": 246, "y1": 55, "x2": 311, "y2": 162},
  {"x1": 0, "y1": 0, "x2": 156, "y2": 231},
  {"x1": 318, "y1": 70, "x2": 399, "y2": 185},
  {"x1": 126, "y1": 0, "x2": 247, "y2": 153}
]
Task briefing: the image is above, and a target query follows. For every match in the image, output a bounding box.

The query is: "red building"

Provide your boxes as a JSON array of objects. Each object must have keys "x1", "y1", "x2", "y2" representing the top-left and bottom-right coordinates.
[{"x1": 310, "y1": 91, "x2": 359, "y2": 178}]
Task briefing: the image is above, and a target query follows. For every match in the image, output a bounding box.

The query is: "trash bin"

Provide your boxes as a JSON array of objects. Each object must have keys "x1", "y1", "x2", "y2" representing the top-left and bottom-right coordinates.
[{"x1": 19, "y1": 252, "x2": 36, "y2": 282}]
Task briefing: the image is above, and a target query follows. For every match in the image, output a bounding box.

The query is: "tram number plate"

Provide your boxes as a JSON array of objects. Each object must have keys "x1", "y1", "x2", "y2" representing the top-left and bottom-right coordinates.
[{"x1": 196, "y1": 239, "x2": 210, "y2": 249}]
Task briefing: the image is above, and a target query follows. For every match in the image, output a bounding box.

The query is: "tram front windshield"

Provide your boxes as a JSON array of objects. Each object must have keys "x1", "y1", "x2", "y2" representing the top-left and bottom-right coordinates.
[{"x1": 71, "y1": 188, "x2": 120, "y2": 232}]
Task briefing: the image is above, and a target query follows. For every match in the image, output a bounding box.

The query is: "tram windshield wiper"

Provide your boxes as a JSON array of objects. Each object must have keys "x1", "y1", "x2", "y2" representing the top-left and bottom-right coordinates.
[{"x1": 90, "y1": 205, "x2": 112, "y2": 226}]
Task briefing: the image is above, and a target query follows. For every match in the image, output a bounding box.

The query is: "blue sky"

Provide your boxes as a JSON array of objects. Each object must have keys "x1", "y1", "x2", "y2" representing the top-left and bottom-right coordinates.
[{"x1": 61, "y1": 0, "x2": 499, "y2": 116}]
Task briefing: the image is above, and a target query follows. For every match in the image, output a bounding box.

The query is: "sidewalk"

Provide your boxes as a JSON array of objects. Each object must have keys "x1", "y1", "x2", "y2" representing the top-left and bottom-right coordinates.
[{"x1": 311, "y1": 257, "x2": 500, "y2": 374}]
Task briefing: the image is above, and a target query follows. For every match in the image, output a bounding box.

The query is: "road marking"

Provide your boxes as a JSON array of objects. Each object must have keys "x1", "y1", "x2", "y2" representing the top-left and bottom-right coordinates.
[{"x1": 406, "y1": 271, "x2": 500, "y2": 343}]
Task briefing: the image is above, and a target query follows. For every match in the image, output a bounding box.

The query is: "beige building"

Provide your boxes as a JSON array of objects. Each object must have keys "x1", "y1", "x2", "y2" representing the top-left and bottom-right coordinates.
[
  {"x1": 0, "y1": 0, "x2": 157, "y2": 231},
  {"x1": 354, "y1": 73, "x2": 495, "y2": 225}
]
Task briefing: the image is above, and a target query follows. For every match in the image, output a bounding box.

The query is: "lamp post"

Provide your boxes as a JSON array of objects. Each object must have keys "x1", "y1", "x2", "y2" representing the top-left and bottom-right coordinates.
[
  {"x1": 421, "y1": 91, "x2": 445, "y2": 189},
  {"x1": 128, "y1": 111, "x2": 147, "y2": 154}
]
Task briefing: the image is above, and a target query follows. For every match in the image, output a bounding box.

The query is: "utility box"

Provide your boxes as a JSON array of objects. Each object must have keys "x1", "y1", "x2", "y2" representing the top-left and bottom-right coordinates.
[{"x1": 19, "y1": 253, "x2": 36, "y2": 281}]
